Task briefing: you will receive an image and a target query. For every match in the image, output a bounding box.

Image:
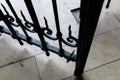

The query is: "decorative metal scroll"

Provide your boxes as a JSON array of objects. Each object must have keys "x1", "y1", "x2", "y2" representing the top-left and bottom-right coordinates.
[
  {"x1": 0, "y1": 0, "x2": 107, "y2": 77},
  {"x1": 0, "y1": 0, "x2": 78, "y2": 62}
]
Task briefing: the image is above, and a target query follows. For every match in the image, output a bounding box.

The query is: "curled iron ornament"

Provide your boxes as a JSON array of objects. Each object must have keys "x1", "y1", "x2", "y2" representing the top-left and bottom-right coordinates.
[
  {"x1": 61, "y1": 25, "x2": 78, "y2": 47},
  {"x1": 0, "y1": 9, "x2": 24, "y2": 45},
  {"x1": 1, "y1": 4, "x2": 19, "y2": 27},
  {"x1": 1, "y1": 4, "x2": 35, "y2": 33},
  {"x1": 1, "y1": 3, "x2": 78, "y2": 47},
  {"x1": 42, "y1": 17, "x2": 78, "y2": 47},
  {"x1": 20, "y1": 11, "x2": 35, "y2": 33},
  {"x1": 3, "y1": 0, "x2": 33, "y2": 44},
  {"x1": 67, "y1": 25, "x2": 78, "y2": 43},
  {"x1": 42, "y1": 17, "x2": 57, "y2": 40}
]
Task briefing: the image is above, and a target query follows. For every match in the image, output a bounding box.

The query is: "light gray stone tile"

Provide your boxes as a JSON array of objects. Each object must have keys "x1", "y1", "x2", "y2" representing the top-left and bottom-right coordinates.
[
  {"x1": 85, "y1": 28, "x2": 120, "y2": 70},
  {"x1": 95, "y1": 8, "x2": 120, "y2": 35},
  {"x1": 65, "y1": 60, "x2": 120, "y2": 80},
  {"x1": 0, "y1": 34, "x2": 43, "y2": 67},
  {"x1": 36, "y1": 53, "x2": 75, "y2": 80},
  {"x1": 0, "y1": 57, "x2": 40, "y2": 80},
  {"x1": 110, "y1": 0, "x2": 120, "y2": 20},
  {"x1": 62, "y1": 0, "x2": 80, "y2": 10}
]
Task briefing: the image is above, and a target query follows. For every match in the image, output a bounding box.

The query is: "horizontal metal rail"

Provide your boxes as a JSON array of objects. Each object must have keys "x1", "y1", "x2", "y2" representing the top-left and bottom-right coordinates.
[{"x1": 0, "y1": 25, "x2": 77, "y2": 61}]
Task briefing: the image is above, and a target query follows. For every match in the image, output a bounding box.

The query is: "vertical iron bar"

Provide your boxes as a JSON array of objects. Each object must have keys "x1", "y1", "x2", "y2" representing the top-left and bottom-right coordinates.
[
  {"x1": 24, "y1": 0, "x2": 49, "y2": 56},
  {"x1": 74, "y1": 0, "x2": 105, "y2": 77},
  {"x1": 106, "y1": 0, "x2": 111, "y2": 8},
  {"x1": 6, "y1": 0, "x2": 32, "y2": 44},
  {"x1": 0, "y1": 9, "x2": 23, "y2": 45},
  {"x1": 52, "y1": 0, "x2": 64, "y2": 56}
]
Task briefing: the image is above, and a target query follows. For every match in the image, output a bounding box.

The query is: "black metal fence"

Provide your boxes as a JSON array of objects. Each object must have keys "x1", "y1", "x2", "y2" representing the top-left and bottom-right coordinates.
[
  {"x1": 0, "y1": 0, "x2": 77, "y2": 61},
  {"x1": 0, "y1": 0, "x2": 109, "y2": 77}
]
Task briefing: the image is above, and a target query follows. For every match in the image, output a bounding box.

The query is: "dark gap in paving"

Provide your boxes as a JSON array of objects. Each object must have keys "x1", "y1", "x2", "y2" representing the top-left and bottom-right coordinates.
[{"x1": 71, "y1": 8, "x2": 80, "y2": 25}]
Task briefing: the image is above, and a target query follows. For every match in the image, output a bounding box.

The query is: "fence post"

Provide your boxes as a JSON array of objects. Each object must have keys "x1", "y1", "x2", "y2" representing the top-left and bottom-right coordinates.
[{"x1": 74, "y1": 0, "x2": 105, "y2": 77}]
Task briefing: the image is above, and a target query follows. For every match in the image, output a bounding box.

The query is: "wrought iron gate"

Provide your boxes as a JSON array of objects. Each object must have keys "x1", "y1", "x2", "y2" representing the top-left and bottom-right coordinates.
[{"x1": 0, "y1": 0, "x2": 110, "y2": 77}]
